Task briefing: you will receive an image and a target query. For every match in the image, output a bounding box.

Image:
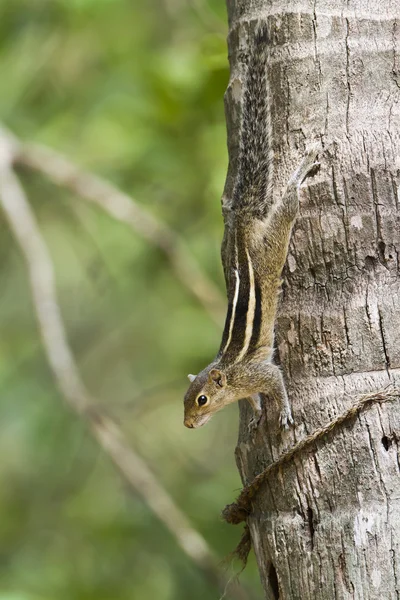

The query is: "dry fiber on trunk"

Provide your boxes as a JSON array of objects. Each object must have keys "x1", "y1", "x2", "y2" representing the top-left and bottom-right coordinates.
[{"x1": 223, "y1": 1, "x2": 400, "y2": 598}]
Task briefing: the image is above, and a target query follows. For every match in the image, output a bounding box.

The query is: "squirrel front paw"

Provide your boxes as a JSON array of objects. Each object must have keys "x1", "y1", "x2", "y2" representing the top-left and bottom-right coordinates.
[
  {"x1": 248, "y1": 409, "x2": 263, "y2": 434},
  {"x1": 279, "y1": 408, "x2": 294, "y2": 431}
]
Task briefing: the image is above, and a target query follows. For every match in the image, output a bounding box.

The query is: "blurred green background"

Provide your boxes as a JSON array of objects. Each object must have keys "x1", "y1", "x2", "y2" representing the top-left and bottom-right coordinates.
[{"x1": 0, "y1": 0, "x2": 262, "y2": 598}]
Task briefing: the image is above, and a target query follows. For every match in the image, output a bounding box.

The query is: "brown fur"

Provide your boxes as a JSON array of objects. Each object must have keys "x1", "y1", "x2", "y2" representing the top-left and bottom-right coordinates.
[
  {"x1": 184, "y1": 150, "x2": 319, "y2": 429},
  {"x1": 183, "y1": 22, "x2": 319, "y2": 429}
]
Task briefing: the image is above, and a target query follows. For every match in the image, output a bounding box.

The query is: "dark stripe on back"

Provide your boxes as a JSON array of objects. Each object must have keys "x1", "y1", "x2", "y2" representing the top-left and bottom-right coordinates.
[
  {"x1": 218, "y1": 300, "x2": 233, "y2": 356},
  {"x1": 249, "y1": 278, "x2": 262, "y2": 353},
  {"x1": 223, "y1": 231, "x2": 249, "y2": 361}
]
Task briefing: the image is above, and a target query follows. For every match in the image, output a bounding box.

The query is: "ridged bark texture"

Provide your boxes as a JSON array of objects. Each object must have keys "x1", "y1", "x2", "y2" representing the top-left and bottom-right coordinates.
[{"x1": 223, "y1": 1, "x2": 400, "y2": 598}]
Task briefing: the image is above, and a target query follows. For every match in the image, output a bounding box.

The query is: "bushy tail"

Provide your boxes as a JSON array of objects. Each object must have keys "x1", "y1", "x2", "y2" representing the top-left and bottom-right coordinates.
[{"x1": 232, "y1": 25, "x2": 273, "y2": 216}]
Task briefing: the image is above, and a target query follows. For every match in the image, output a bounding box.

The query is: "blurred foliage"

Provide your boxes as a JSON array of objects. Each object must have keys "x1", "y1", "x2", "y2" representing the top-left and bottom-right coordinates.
[{"x1": 0, "y1": 0, "x2": 262, "y2": 598}]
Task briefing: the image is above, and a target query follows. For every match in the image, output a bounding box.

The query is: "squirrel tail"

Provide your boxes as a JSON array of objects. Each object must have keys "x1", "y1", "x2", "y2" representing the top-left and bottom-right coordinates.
[{"x1": 232, "y1": 24, "x2": 273, "y2": 216}]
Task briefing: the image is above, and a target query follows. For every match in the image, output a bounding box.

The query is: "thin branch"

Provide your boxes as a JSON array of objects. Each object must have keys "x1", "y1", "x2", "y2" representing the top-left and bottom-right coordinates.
[
  {"x1": 0, "y1": 135, "x2": 248, "y2": 600},
  {"x1": 0, "y1": 126, "x2": 225, "y2": 325}
]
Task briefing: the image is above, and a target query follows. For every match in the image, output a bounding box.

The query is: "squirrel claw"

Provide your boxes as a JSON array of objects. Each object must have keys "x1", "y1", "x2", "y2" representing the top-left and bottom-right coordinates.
[
  {"x1": 279, "y1": 410, "x2": 294, "y2": 431},
  {"x1": 248, "y1": 410, "x2": 263, "y2": 434}
]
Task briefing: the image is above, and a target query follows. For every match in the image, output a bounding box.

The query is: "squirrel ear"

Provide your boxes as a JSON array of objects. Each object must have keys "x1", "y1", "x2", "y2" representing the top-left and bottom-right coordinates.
[
  {"x1": 209, "y1": 369, "x2": 226, "y2": 388},
  {"x1": 187, "y1": 374, "x2": 197, "y2": 383}
]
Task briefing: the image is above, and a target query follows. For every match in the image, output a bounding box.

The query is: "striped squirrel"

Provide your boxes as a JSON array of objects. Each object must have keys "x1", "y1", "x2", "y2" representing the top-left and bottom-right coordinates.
[{"x1": 183, "y1": 25, "x2": 318, "y2": 430}]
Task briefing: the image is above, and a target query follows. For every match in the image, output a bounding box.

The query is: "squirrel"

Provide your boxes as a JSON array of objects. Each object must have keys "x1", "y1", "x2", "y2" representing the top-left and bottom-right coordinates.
[{"x1": 183, "y1": 25, "x2": 318, "y2": 430}]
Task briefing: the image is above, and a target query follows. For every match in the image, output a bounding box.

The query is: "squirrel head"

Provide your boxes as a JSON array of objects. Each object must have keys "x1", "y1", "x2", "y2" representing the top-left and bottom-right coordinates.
[{"x1": 183, "y1": 364, "x2": 240, "y2": 428}]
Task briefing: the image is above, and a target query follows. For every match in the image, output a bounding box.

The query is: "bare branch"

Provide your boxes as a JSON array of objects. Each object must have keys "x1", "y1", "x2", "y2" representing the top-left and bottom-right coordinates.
[
  {"x1": 0, "y1": 125, "x2": 225, "y2": 325},
  {"x1": 0, "y1": 135, "x2": 248, "y2": 600}
]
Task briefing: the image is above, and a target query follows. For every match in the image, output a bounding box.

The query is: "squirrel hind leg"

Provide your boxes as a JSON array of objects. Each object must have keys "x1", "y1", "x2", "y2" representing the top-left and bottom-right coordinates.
[
  {"x1": 288, "y1": 144, "x2": 320, "y2": 188},
  {"x1": 265, "y1": 145, "x2": 321, "y2": 232}
]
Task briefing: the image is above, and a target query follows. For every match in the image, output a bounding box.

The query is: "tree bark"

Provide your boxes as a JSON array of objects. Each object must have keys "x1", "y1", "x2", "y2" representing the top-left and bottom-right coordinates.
[{"x1": 223, "y1": 1, "x2": 400, "y2": 598}]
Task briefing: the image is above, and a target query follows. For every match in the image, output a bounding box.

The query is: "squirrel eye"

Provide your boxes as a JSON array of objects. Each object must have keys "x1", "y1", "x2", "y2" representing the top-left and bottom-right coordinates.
[{"x1": 197, "y1": 395, "x2": 208, "y2": 407}]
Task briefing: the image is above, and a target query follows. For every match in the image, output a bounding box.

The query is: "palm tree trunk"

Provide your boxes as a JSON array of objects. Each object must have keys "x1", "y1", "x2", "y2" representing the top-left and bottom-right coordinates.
[{"x1": 223, "y1": 1, "x2": 400, "y2": 598}]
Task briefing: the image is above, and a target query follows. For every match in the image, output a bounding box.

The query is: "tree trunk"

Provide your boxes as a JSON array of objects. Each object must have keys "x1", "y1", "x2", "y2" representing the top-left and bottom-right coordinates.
[{"x1": 223, "y1": 1, "x2": 400, "y2": 598}]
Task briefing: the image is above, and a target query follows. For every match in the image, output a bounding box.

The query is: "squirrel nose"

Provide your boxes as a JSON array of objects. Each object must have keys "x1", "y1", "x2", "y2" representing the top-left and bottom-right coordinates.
[{"x1": 184, "y1": 419, "x2": 194, "y2": 428}]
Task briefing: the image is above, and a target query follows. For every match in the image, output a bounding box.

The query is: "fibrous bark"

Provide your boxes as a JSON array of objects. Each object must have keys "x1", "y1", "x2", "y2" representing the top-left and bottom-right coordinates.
[{"x1": 223, "y1": 1, "x2": 400, "y2": 598}]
